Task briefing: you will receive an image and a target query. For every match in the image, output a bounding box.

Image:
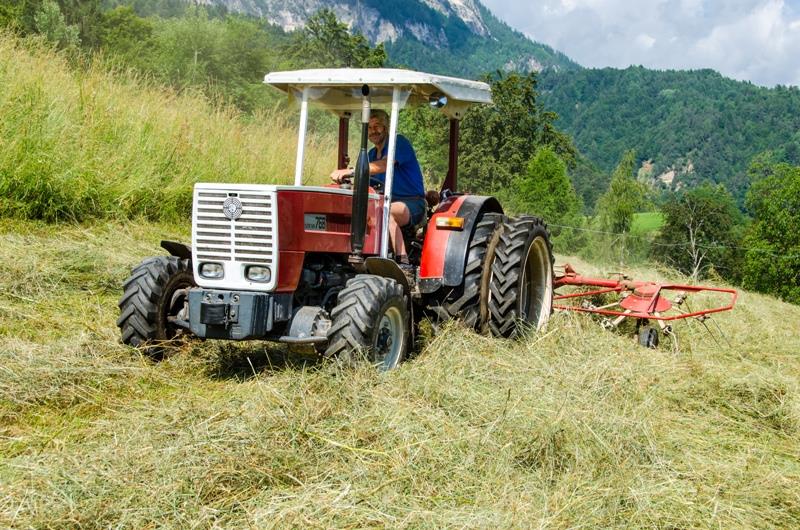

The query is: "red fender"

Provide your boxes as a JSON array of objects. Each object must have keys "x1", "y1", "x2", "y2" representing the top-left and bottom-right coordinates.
[{"x1": 419, "y1": 194, "x2": 502, "y2": 292}]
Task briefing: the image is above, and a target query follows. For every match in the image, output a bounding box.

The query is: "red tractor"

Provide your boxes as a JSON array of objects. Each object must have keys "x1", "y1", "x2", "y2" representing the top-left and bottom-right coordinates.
[{"x1": 118, "y1": 69, "x2": 554, "y2": 369}]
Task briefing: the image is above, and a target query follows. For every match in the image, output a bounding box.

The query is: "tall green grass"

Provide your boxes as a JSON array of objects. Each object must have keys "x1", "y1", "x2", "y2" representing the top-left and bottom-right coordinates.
[{"x1": 0, "y1": 34, "x2": 334, "y2": 222}]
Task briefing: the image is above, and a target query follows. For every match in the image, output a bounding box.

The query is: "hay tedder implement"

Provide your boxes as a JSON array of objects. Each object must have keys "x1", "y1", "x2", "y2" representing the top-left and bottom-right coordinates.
[{"x1": 553, "y1": 264, "x2": 738, "y2": 348}]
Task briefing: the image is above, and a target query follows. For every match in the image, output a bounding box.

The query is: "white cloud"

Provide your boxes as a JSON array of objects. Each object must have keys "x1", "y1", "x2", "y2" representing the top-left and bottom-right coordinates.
[
  {"x1": 635, "y1": 33, "x2": 657, "y2": 49},
  {"x1": 479, "y1": 0, "x2": 800, "y2": 86}
]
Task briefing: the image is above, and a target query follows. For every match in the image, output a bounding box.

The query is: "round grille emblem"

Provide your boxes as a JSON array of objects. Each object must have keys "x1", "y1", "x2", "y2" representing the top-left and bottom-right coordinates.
[{"x1": 222, "y1": 197, "x2": 243, "y2": 220}]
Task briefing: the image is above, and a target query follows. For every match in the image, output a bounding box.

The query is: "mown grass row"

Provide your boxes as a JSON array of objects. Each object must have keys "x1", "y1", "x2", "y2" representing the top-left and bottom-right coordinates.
[
  {"x1": 0, "y1": 33, "x2": 332, "y2": 223},
  {"x1": 1, "y1": 219, "x2": 799, "y2": 527}
]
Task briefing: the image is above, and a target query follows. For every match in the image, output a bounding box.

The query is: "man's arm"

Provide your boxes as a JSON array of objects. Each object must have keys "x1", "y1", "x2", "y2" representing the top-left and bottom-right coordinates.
[
  {"x1": 330, "y1": 158, "x2": 389, "y2": 183},
  {"x1": 368, "y1": 159, "x2": 387, "y2": 174}
]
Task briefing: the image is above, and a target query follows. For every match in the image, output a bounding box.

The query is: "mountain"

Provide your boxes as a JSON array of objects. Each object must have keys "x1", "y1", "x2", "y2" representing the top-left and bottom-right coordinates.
[
  {"x1": 537, "y1": 67, "x2": 800, "y2": 204},
  {"x1": 194, "y1": 0, "x2": 578, "y2": 77}
]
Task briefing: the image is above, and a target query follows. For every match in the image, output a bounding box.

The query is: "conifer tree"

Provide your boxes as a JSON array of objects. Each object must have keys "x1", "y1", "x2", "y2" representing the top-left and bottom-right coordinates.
[{"x1": 596, "y1": 150, "x2": 645, "y2": 234}]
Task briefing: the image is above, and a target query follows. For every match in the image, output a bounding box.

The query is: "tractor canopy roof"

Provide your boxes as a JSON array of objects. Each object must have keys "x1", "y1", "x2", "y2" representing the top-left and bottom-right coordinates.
[{"x1": 263, "y1": 68, "x2": 492, "y2": 119}]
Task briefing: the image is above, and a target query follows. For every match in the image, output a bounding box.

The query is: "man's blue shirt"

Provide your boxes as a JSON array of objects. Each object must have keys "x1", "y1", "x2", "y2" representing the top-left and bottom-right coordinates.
[{"x1": 368, "y1": 134, "x2": 425, "y2": 198}]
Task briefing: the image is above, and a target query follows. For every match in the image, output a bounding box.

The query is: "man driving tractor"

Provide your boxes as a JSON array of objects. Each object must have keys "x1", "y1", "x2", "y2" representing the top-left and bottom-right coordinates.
[{"x1": 330, "y1": 109, "x2": 425, "y2": 271}]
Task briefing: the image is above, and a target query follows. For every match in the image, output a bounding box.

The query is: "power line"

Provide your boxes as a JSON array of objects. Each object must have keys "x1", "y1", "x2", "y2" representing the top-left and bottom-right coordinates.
[{"x1": 546, "y1": 222, "x2": 800, "y2": 259}]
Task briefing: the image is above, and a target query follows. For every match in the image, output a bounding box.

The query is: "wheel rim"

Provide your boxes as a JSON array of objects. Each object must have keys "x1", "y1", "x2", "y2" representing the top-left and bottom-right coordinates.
[
  {"x1": 373, "y1": 306, "x2": 405, "y2": 370},
  {"x1": 519, "y1": 236, "x2": 553, "y2": 331},
  {"x1": 163, "y1": 279, "x2": 193, "y2": 339}
]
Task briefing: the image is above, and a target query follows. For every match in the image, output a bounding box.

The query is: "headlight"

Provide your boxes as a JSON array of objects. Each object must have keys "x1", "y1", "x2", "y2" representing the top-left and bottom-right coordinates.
[
  {"x1": 246, "y1": 265, "x2": 271, "y2": 283},
  {"x1": 199, "y1": 262, "x2": 224, "y2": 279}
]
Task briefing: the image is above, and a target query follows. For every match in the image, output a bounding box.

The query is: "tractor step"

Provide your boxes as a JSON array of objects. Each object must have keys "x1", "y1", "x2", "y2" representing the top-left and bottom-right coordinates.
[{"x1": 277, "y1": 335, "x2": 328, "y2": 345}]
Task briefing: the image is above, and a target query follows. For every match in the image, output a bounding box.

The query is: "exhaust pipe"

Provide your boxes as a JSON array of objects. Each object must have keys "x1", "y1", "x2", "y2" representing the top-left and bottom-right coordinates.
[{"x1": 350, "y1": 85, "x2": 371, "y2": 257}]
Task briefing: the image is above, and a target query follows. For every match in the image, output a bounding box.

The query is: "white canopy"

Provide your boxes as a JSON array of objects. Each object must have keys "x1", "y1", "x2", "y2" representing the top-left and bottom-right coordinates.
[{"x1": 263, "y1": 68, "x2": 492, "y2": 117}]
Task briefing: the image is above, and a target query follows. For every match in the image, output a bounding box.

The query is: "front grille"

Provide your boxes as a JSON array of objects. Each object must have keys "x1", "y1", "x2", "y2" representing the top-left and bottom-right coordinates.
[{"x1": 192, "y1": 186, "x2": 278, "y2": 291}]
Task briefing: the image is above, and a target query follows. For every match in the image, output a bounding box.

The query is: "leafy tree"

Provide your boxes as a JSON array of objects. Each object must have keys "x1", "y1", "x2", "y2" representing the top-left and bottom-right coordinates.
[
  {"x1": 103, "y1": 0, "x2": 188, "y2": 18},
  {"x1": 0, "y1": 0, "x2": 23, "y2": 28},
  {"x1": 34, "y1": 0, "x2": 80, "y2": 50},
  {"x1": 59, "y1": 0, "x2": 105, "y2": 49},
  {"x1": 652, "y1": 185, "x2": 744, "y2": 280},
  {"x1": 291, "y1": 9, "x2": 385, "y2": 68},
  {"x1": 569, "y1": 156, "x2": 608, "y2": 214},
  {"x1": 144, "y1": 9, "x2": 282, "y2": 110},
  {"x1": 596, "y1": 150, "x2": 645, "y2": 234},
  {"x1": 400, "y1": 106, "x2": 449, "y2": 187},
  {"x1": 99, "y1": 6, "x2": 155, "y2": 67},
  {"x1": 510, "y1": 146, "x2": 584, "y2": 249},
  {"x1": 459, "y1": 71, "x2": 576, "y2": 195},
  {"x1": 516, "y1": 147, "x2": 579, "y2": 217},
  {"x1": 741, "y1": 160, "x2": 800, "y2": 304}
]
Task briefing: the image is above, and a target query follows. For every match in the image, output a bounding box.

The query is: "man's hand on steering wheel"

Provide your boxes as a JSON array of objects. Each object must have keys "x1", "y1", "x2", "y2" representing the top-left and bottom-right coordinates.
[{"x1": 330, "y1": 168, "x2": 354, "y2": 184}]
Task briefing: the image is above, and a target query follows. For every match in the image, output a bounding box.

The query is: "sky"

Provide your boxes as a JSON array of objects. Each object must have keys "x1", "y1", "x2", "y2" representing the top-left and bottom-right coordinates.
[{"x1": 479, "y1": 0, "x2": 800, "y2": 87}]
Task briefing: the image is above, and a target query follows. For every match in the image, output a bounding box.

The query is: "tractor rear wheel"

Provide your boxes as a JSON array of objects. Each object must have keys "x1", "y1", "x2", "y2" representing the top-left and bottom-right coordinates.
[
  {"x1": 325, "y1": 275, "x2": 409, "y2": 370},
  {"x1": 430, "y1": 212, "x2": 503, "y2": 329},
  {"x1": 117, "y1": 256, "x2": 195, "y2": 357},
  {"x1": 487, "y1": 216, "x2": 554, "y2": 338}
]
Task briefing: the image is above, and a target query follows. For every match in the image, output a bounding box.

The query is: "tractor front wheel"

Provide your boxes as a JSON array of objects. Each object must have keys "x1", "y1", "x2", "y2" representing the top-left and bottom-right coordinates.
[
  {"x1": 487, "y1": 216, "x2": 554, "y2": 338},
  {"x1": 117, "y1": 256, "x2": 195, "y2": 357},
  {"x1": 325, "y1": 275, "x2": 409, "y2": 370}
]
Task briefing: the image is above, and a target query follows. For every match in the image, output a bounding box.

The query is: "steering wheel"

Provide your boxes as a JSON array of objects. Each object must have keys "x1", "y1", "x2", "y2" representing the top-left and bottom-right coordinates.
[
  {"x1": 338, "y1": 171, "x2": 384, "y2": 193},
  {"x1": 369, "y1": 177, "x2": 384, "y2": 193},
  {"x1": 338, "y1": 170, "x2": 354, "y2": 189}
]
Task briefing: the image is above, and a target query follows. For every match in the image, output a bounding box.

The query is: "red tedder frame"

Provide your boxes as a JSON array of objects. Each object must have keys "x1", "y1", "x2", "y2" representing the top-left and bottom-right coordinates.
[{"x1": 553, "y1": 264, "x2": 737, "y2": 321}]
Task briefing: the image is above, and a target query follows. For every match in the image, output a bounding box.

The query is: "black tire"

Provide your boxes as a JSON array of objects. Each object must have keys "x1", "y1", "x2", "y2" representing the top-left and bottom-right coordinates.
[
  {"x1": 117, "y1": 256, "x2": 195, "y2": 357},
  {"x1": 430, "y1": 212, "x2": 503, "y2": 329},
  {"x1": 487, "y1": 216, "x2": 554, "y2": 338},
  {"x1": 325, "y1": 275, "x2": 409, "y2": 370},
  {"x1": 638, "y1": 326, "x2": 659, "y2": 349}
]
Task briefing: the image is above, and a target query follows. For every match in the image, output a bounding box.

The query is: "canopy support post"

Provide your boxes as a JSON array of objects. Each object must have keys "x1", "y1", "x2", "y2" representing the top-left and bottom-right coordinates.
[
  {"x1": 337, "y1": 113, "x2": 350, "y2": 169},
  {"x1": 293, "y1": 87, "x2": 310, "y2": 186},
  {"x1": 380, "y1": 87, "x2": 402, "y2": 259},
  {"x1": 442, "y1": 118, "x2": 459, "y2": 193}
]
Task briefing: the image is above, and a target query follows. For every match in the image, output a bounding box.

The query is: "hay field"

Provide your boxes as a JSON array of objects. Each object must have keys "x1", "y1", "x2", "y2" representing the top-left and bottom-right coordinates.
[{"x1": 1, "y1": 219, "x2": 799, "y2": 528}]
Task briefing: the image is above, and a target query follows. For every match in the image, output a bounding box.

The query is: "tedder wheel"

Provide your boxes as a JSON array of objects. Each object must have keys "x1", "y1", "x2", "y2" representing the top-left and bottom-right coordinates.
[
  {"x1": 325, "y1": 275, "x2": 409, "y2": 370},
  {"x1": 487, "y1": 216, "x2": 554, "y2": 338},
  {"x1": 430, "y1": 212, "x2": 503, "y2": 329},
  {"x1": 638, "y1": 326, "x2": 660, "y2": 349},
  {"x1": 117, "y1": 256, "x2": 195, "y2": 357}
]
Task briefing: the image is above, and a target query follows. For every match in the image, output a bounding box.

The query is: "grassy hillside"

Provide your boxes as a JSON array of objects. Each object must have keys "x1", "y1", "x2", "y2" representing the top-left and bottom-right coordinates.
[
  {"x1": 0, "y1": 33, "x2": 333, "y2": 223},
  {"x1": 2, "y1": 219, "x2": 800, "y2": 527}
]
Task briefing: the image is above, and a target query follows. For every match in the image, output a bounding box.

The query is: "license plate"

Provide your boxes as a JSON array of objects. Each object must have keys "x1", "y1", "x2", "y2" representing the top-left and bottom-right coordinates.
[{"x1": 304, "y1": 214, "x2": 327, "y2": 231}]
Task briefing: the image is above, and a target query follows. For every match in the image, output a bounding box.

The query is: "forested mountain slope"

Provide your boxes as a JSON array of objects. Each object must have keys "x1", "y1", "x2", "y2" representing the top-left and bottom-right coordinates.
[{"x1": 538, "y1": 67, "x2": 800, "y2": 202}]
